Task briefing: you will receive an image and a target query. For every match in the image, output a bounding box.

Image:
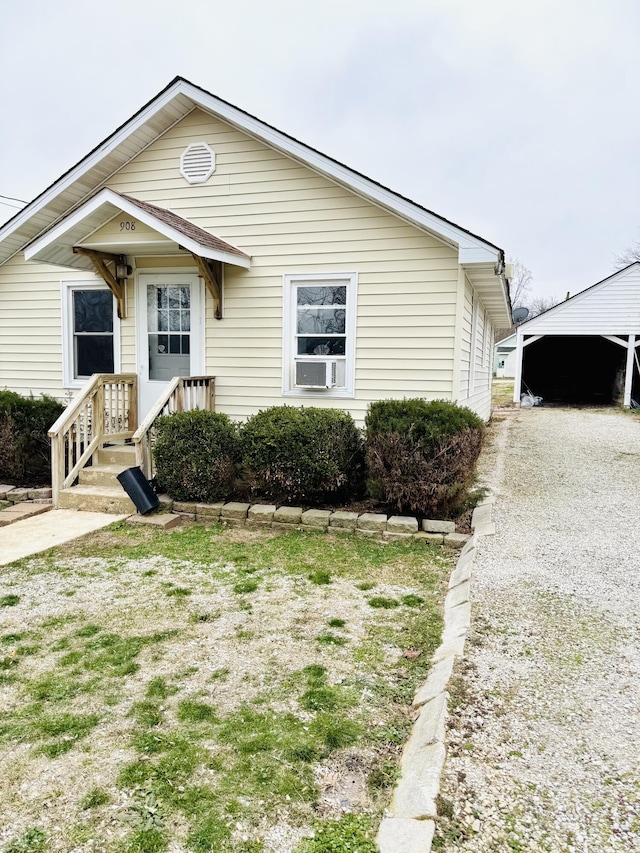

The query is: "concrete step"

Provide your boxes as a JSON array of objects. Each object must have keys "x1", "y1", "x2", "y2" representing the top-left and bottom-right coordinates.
[
  {"x1": 78, "y1": 464, "x2": 128, "y2": 488},
  {"x1": 58, "y1": 484, "x2": 136, "y2": 515},
  {"x1": 94, "y1": 443, "x2": 136, "y2": 467}
]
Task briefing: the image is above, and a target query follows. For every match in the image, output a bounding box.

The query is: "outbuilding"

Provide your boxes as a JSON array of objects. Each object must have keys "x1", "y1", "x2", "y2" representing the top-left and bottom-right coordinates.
[
  {"x1": 514, "y1": 263, "x2": 640, "y2": 407},
  {"x1": 494, "y1": 332, "x2": 517, "y2": 377}
]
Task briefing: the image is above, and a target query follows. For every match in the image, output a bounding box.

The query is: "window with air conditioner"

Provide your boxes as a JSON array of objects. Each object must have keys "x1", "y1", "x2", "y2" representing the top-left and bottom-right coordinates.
[{"x1": 283, "y1": 273, "x2": 357, "y2": 397}]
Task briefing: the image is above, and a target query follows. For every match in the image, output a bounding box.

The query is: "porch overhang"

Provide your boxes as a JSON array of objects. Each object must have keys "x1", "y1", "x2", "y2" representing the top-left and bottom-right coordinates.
[
  {"x1": 24, "y1": 187, "x2": 251, "y2": 270},
  {"x1": 24, "y1": 188, "x2": 250, "y2": 320}
]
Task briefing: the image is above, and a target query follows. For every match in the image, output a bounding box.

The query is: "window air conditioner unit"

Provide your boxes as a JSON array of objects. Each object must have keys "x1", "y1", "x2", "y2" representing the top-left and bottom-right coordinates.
[{"x1": 295, "y1": 360, "x2": 337, "y2": 389}]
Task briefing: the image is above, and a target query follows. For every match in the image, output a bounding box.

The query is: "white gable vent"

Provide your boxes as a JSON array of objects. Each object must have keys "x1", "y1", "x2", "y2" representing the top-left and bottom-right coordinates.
[{"x1": 180, "y1": 142, "x2": 216, "y2": 184}]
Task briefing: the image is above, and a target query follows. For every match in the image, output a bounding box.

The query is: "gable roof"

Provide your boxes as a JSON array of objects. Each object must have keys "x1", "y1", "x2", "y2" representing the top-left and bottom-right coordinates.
[
  {"x1": 517, "y1": 262, "x2": 640, "y2": 336},
  {"x1": 0, "y1": 77, "x2": 510, "y2": 322},
  {"x1": 495, "y1": 333, "x2": 517, "y2": 349},
  {"x1": 24, "y1": 189, "x2": 251, "y2": 270}
]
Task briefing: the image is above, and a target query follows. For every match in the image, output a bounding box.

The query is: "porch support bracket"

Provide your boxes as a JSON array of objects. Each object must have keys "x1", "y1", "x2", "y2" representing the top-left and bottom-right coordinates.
[
  {"x1": 191, "y1": 254, "x2": 223, "y2": 319},
  {"x1": 73, "y1": 247, "x2": 128, "y2": 319},
  {"x1": 601, "y1": 334, "x2": 628, "y2": 348}
]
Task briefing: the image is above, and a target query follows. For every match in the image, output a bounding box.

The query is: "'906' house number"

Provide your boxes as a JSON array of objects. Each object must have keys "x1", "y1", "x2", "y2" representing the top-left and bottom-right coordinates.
[{"x1": 120, "y1": 220, "x2": 136, "y2": 231}]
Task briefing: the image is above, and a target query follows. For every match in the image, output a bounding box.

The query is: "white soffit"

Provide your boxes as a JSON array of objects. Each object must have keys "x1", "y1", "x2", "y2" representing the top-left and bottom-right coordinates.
[{"x1": 0, "y1": 89, "x2": 196, "y2": 265}]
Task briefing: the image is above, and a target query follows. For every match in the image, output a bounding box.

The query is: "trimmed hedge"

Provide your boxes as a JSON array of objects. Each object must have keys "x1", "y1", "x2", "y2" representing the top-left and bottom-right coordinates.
[
  {"x1": 153, "y1": 410, "x2": 241, "y2": 503},
  {"x1": 240, "y1": 406, "x2": 365, "y2": 505},
  {"x1": 365, "y1": 398, "x2": 484, "y2": 517},
  {"x1": 0, "y1": 391, "x2": 65, "y2": 485}
]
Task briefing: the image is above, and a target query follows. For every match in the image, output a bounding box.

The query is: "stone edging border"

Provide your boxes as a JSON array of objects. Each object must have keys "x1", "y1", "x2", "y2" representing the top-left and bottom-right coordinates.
[
  {"x1": 376, "y1": 496, "x2": 495, "y2": 852},
  {"x1": 127, "y1": 498, "x2": 473, "y2": 548}
]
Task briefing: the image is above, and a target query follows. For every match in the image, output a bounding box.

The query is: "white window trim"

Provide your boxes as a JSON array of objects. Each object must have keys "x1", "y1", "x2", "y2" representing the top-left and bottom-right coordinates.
[
  {"x1": 62, "y1": 281, "x2": 121, "y2": 388},
  {"x1": 282, "y1": 272, "x2": 357, "y2": 398}
]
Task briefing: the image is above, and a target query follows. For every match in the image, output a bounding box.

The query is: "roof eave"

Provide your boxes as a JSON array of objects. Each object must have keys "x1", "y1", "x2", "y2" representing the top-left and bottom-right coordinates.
[{"x1": 1, "y1": 77, "x2": 504, "y2": 273}]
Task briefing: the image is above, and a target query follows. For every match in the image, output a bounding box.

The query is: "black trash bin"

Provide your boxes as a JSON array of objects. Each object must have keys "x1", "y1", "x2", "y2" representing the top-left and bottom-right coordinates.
[{"x1": 117, "y1": 466, "x2": 160, "y2": 515}]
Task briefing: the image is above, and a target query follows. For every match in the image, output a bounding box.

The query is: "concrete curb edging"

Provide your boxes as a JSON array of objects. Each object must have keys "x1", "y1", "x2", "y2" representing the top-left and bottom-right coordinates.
[{"x1": 376, "y1": 498, "x2": 493, "y2": 851}]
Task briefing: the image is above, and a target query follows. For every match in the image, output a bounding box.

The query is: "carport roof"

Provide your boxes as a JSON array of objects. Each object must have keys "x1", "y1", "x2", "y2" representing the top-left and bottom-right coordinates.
[{"x1": 517, "y1": 262, "x2": 640, "y2": 337}]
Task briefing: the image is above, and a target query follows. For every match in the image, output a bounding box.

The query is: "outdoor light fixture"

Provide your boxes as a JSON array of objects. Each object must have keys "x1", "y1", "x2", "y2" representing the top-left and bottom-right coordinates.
[{"x1": 116, "y1": 256, "x2": 132, "y2": 280}]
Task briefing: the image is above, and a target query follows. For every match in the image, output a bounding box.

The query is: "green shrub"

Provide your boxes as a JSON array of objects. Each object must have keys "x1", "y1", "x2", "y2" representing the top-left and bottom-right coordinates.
[
  {"x1": 153, "y1": 410, "x2": 240, "y2": 502},
  {"x1": 365, "y1": 398, "x2": 484, "y2": 517},
  {"x1": 240, "y1": 406, "x2": 365, "y2": 505},
  {"x1": 0, "y1": 391, "x2": 64, "y2": 485}
]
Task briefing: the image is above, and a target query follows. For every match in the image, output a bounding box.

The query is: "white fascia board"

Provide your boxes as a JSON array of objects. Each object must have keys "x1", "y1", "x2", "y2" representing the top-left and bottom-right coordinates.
[
  {"x1": 25, "y1": 188, "x2": 251, "y2": 269},
  {"x1": 25, "y1": 192, "x2": 121, "y2": 259},
  {"x1": 459, "y1": 245, "x2": 502, "y2": 265}
]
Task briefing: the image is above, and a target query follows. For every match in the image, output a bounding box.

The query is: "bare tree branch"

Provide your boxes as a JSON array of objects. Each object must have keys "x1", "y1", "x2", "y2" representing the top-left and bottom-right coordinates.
[
  {"x1": 528, "y1": 295, "x2": 558, "y2": 317},
  {"x1": 508, "y1": 258, "x2": 533, "y2": 309},
  {"x1": 614, "y1": 239, "x2": 640, "y2": 269}
]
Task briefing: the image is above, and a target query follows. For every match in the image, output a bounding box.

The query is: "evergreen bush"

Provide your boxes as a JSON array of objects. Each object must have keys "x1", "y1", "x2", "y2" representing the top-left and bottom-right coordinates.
[
  {"x1": 240, "y1": 406, "x2": 365, "y2": 505},
  {"x1": 0, "y1": 390, "x2": 65, "y2": 485},
  {"x1": 153, "y1": 410, "x2": 240, "y2": 502},
  {"x1": 365, "y1": 398, "x2": 484, "y2": 517}
]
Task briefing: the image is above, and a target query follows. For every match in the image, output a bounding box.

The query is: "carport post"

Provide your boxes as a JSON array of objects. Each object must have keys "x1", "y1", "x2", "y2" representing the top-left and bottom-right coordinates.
[
  {"x1": 513, "y1": 330, "x2": 524, "y2": 403},
  {"x1": 623, "y1": 334, "x2": 636, "y2": 407}
]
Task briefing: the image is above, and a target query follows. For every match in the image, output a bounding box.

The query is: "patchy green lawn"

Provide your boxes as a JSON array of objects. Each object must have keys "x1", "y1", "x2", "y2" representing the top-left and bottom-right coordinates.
[
  {"x1": 0, "y1": 522, "x2": 452, "y2": 853},
  {"x1": 492, "y1": 379, "x2": 515, "y2": 408}
]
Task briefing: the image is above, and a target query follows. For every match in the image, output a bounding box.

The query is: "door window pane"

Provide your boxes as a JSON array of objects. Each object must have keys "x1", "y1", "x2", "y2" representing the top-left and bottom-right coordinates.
[{"x1": 147, "y1": 284, "x2": 191, "y2": 381}]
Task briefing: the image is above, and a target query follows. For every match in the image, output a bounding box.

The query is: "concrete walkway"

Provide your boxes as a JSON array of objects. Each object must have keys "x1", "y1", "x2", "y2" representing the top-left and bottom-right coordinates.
[{"x1": 0, "y1": 509, "x2": 127, "y2": 565}]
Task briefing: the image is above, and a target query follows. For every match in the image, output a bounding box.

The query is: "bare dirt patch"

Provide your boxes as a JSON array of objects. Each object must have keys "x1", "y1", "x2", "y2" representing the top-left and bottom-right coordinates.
[{"x1": 1, "y1": 523, "x2": 452, "y2": 853}]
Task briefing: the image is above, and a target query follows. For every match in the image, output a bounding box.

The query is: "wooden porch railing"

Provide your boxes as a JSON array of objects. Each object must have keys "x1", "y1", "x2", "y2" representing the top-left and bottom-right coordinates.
[
  {"x1": 48, "y1": 374, "x2": 138, "y2": 506},
  {"x1": 133, "y1": 376, "x2": 215, "y2": 479}
]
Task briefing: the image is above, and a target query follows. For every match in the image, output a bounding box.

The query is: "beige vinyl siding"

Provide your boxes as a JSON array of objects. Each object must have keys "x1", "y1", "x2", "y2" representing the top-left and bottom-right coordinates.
[
  {"x1": 457, "y1": 277, "x2": 492, "y2": 421},
  {"x1": 105, "y1": 108, "x2": 460, "y2": 423},
  {"x1": 0, "y1": 256, "x2": 95, "y2": 398},
  {"x1": 0, "y1": 256, "x2": 133, "y2": 399}
]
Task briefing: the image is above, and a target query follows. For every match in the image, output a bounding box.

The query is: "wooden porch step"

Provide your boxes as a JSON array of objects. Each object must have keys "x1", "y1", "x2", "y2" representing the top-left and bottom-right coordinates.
[
  {"x1": 78, "y1": 464, "x2": 129, "y2": 488},
  {"x1": 94, "y1": 443, "x2": 137, "y2": 467},
  {"x1": 58, "y1": 484, "x2": 136, "y2": 515}
]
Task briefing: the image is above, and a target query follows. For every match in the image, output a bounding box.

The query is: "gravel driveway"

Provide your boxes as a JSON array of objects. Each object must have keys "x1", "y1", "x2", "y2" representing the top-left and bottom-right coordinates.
[{"x1": 435, "y1": 408, "x2": 640, "y2": 852}]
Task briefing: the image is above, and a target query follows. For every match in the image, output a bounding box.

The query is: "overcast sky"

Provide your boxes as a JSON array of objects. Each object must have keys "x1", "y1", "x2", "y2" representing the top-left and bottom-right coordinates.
[{"x1": 2, "y1": 0, "x2": 639, "y2": 301}]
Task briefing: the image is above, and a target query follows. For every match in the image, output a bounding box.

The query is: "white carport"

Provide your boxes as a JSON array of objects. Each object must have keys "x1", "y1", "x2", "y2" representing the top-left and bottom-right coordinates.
[{"x1": 514, "y1": 263, "x2": 640, "y2": 407}]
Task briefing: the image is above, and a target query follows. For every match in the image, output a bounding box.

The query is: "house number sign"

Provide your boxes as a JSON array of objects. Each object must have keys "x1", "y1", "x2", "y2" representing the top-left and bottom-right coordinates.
[{"x1": 120, "y1": 220, "x2": 136, "y2": 231}]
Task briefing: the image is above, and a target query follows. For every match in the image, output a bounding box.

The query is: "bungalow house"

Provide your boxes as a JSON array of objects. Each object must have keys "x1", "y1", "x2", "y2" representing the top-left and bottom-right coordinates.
[
  {"x1": 514, "y1": 263, "x2": 640, "y2": 406},
  {"x1": 0, "y1": 77, "x2": 511, "y2": 508}
]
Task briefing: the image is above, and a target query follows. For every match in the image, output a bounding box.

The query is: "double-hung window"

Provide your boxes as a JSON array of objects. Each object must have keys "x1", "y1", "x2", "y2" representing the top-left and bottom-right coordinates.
[
  {"x1": 62, "y1": 282, "x2": 120, "y2": 387},
  {"x1": 283, "y1": 273, "x2": 357, "y2": 397}
]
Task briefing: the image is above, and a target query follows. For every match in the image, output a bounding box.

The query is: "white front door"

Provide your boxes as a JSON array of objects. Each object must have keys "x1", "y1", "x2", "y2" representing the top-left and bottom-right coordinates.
[{"x1": 136, "y1": 274, "x2": 204, "y2": 418}]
